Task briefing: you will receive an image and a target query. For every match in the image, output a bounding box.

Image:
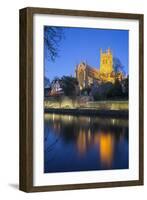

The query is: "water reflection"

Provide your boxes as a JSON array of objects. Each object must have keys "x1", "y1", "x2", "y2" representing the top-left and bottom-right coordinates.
[
  {"x1": 98, "y1": 133, "x2": 114, "y2": 167},
  {"x1": 44, "y1": 114, "x2": 128, "y2": 173}
]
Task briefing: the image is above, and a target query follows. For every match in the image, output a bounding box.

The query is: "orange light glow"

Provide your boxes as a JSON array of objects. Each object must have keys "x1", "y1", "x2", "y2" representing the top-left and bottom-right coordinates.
[
  {"x1": 76, "y1": 130, "x2": 87, "y2": 155},
  {"x1": 98, "y1": 133, "x2": 114, "y2": 167}
]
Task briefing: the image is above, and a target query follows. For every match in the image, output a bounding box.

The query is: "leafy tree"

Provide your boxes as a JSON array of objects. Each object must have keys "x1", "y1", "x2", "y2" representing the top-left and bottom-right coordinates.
[
  {"x1": 81, "y1": 87, "x2": 91, "y2": 96},
  {"x1": 122, "y1": 76, "x2": 129, "y2": 97},
  {"x1": 61, "y1": 76, "x2": 79, "y2": 96},
  {"x1": 91, "y1": 82, "x2": 113, "y2": 101},
  {"x1": 107, "y1": 79, "x2": 123, "y2": 98},
  {"x1": 44, "y1": 26, "x2": 64, "y2": 61},
  {"x1": 92, "y1": 92, "x2": 103, "y2": 101},
  {"x1": 91, "y1": 80, "x2": 125, "y2": 101}
]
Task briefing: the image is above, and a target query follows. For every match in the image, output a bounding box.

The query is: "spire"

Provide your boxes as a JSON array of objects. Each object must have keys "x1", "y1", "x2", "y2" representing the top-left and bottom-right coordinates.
[{"x1": 107, "y1": 48, "x2": 111, "y2": 54}]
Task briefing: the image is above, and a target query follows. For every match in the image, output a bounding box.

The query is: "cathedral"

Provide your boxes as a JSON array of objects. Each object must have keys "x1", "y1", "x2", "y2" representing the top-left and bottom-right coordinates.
[{"x1": 75, "y1": 48, "x2": 123, "y2": 90}]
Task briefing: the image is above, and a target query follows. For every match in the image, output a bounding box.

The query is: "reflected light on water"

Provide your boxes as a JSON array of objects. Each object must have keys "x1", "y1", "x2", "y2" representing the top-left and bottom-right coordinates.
[
  {"x1": 98, "y1": 133, "x2": 114, "y2": 167},
  {"x1": 76, "y1": 128, "x2": 114, "y2": 168},
  {"x1": 44, "y1": 113, "x2": 128, "y2": 173},
  {"x1": 77, "y1": 130, "x2": 87, "y2": 155},
  {"x1": 88, "y1": 129, "x2": 91, "y2": 143},
  {"x1": 52, "y1": 113, "x2": 55, "y2": 121}
]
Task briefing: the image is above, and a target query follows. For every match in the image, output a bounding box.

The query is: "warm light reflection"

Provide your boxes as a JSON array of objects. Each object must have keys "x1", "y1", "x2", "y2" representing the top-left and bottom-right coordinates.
[
  {"x1": 75, "y1": 128, "x2": 115, "y2": 167},
  {"x1": 44, "y1": 113, "x2": 128, "y2": 127},
  {"x1": 77, "y1": 130, "x2": 87, "y2": 155},
  {"x1": 88, "y1": 129, "x2": 91, "y2": 143},
  {"x1": 98, "y1": 133, "x2": 114, "y2": 167},
  {"x1": 44, "y1": 113, "x2": 128, "y2": 172},
  {"x1": 45, "y1": 113, "x2": 124, "y2": 166}
]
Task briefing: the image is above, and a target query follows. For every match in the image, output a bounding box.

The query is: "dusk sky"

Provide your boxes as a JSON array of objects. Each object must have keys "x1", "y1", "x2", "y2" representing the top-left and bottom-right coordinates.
[{"x1": 44, "y1": 27, "x2": 129, "y2": 82}]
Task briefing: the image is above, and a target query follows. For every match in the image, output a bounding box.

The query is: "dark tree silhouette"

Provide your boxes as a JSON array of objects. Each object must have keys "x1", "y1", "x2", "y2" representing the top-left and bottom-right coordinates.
[
  {"x1": 44, "y1": 26, "x2": 64, "y2": 61},
  {"x1": 123, "y1": 75, "x2": 129, "y2": 97},
  {"x1": 61, "y1": 76, "x2": 79, "y2": 96},
  {"x1": 113, "y1": 57, "x2": 125, "y2": 74}
]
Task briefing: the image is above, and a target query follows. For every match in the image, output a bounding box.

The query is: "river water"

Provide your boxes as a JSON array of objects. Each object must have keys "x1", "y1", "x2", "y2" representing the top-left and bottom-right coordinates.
[{"x1": 44, "y1": 113, "x2": 128, "y2": 173}]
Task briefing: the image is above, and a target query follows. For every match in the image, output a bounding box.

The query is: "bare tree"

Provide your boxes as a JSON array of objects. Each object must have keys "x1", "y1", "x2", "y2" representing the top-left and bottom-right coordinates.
[
  {"x1": 44, "y1": 26, "x2": 64, "y2": 61},
  {"x1": 113, "y1": 57, "x2": 125, "y2": 74}
]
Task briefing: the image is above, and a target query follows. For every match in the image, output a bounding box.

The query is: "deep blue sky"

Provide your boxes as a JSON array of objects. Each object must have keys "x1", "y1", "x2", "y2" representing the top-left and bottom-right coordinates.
[{"x1": 44, "y1": 27, "x2": 128, "y2": 81}]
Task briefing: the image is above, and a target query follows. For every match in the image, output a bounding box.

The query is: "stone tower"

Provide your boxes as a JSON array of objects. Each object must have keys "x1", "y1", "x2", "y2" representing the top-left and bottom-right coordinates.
[{"x1": 100, "y1": 48, "x2": 113, "y2": 74}]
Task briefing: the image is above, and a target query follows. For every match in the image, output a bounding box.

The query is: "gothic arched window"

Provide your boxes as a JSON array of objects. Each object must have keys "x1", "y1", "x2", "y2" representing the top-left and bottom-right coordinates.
[{"x1": 79, "y1": 70, "x2": 84, "y2": 85}]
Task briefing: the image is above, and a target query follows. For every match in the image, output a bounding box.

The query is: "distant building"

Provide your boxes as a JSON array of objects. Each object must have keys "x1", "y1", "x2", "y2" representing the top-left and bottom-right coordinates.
[
  {"x1": 50, "y1": 79, "x2": 64, "y2": 96},
  {"x1": 75, "y1": 48, "x2": 123, "y2": 90}
]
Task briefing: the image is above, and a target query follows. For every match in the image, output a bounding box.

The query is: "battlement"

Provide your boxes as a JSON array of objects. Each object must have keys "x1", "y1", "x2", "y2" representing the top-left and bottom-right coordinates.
[{"x1": 100, "y1": 48, "x2": 112, "y2": 55}]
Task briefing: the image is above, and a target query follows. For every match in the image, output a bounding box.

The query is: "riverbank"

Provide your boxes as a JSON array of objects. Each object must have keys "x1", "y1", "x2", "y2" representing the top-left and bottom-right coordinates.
[
  {"x1": 44, "y1": 108, "x2": 128, "y2": 118},
  {"x1": 45, "y1": 97, "x2": 128, "y2": 110}
]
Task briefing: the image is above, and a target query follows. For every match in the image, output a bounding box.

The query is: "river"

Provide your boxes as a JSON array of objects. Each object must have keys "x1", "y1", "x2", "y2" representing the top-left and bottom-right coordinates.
[{"x1": 44, "y1": 113, "x2": 128, "y2": 173}]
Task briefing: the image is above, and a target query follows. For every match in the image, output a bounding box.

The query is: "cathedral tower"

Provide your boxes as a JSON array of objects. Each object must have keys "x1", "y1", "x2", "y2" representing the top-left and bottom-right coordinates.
[{"x1": 100, "y1": 48, "x2": 113, "y2": 74}]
